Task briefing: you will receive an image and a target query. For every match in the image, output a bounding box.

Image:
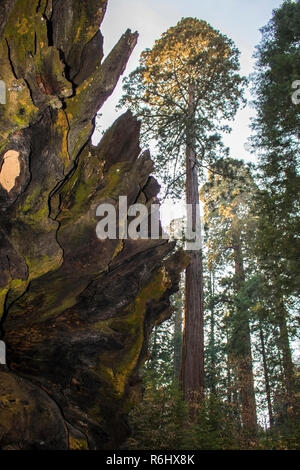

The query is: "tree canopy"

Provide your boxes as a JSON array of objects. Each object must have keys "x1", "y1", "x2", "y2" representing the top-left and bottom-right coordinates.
[{"x1": 120, "y1": 17, "x2": 246, "y2": 198}]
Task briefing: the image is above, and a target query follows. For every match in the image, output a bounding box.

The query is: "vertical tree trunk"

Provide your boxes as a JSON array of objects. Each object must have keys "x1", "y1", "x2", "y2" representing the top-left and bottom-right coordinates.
[
  {"x1": 226, "y1": 321, "x2": 242, "y2": 425},
  {"x1": 232, "y1": 241, "x2": 257, "y2": 437},
  {"x1": 259, "y1": 322, "x2": 274, "y2": 427},
  {"x1": 174, "y1": 301, "x2": 183, "y2": 382},
  {"x1": 226, "y1": 325, "x2": 233, "y2": 405},
  {"x1": 275, "y1": 296, "x2": 295, "y2": 419},
  {"x1": 181, "y1": 82, "x2": 205, "y2": 410},
  {"x1": 209, "y1": 269, "x2": 216, "y2": 395}
]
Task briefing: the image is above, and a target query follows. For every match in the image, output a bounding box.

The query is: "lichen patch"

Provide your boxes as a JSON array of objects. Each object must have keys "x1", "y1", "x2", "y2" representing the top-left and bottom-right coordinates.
[{"x1": 0, "y1": 150, "x2": 21, "y2": 192}]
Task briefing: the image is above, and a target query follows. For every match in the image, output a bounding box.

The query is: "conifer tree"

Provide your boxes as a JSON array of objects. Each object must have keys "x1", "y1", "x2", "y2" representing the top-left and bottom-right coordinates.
[
  {"x1": 251, "y1": 0, "x2": 300, "y2": 419},
  {"x1": 120, "y1": 18, "x2": 245, "y2": 407}
]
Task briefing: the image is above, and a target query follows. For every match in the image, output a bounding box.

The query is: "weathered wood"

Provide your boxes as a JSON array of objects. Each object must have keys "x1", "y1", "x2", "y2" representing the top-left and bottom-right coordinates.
[{"x1": 0, "y1": 0, "x2": 187, "y2": 449}]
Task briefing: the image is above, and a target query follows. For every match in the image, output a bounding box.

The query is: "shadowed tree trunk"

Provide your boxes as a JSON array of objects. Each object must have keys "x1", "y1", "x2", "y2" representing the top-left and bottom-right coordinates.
[
  {"x1": 275, "y1": 295, "x2": 295, "y2": 423},
  {"x1": 258, "y1": 322, "x2": 274, "y2": 427},
  {"x1": 0, "y1": 0, "x2": 188, "y2": 450},
  {"x1": 208, "y1": 269, "x2": 217, "y2": 395},
  {"x1": 232, "y1": 239, "x2": 257, "y2": 439},
  {"x1": 173, "y1": 294, "x2": 183, "y2": 382}
]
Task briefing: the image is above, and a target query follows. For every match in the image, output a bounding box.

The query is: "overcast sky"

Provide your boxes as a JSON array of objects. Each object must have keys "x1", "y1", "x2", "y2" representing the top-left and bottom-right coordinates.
[{"x1": 95, "y1": 0, "x2": 283, "y2": 161}]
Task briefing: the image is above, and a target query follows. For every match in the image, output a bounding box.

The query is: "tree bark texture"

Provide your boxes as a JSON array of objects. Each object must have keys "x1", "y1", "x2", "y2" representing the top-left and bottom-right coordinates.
[
  {"x1": 181, "y1": 82, "x2": 205, "y2": 409},
  {"x1": 232, "y1": 240, "x2": 257, "y2": 437},
  {"x1": 259, "y1": 322, "x2": 274, "y2": 427}
]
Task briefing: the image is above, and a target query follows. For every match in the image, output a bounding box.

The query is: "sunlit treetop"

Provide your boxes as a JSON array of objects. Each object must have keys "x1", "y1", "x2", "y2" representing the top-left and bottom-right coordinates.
[
  {"x1": 201, "y1": 159, "x2": 257, "y2": 270},
  {"x1": 120, "y1": 17, "x2": 246, "y2": 199},
  {"x1": 142, "y1": 18, "x2": 240, "y2": 113}
]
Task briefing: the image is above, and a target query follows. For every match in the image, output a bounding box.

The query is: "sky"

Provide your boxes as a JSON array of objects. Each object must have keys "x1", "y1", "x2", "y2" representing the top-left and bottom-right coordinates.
[{"x1": 94, "y1": 0, "x2": 284, "y2": 223}]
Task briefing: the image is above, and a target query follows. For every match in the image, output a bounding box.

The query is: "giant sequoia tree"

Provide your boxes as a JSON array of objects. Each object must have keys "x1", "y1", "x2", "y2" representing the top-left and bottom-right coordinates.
[
  {"x1": 120, "y1": 18, "x2": 245, "y2": 406},
  {"x1": 0, "y1": 0, "x2": 187, "y2": 450}
]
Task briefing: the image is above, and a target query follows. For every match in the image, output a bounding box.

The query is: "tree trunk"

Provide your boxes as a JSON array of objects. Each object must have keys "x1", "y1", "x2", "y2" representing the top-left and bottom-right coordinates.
[
  {"x1": 225, "y1": 320, "x2": 242, "y2": 425},
  {"x1": 181, "y1": 82, "x2": 205, "y2": 410},
  {"x1": 226, "y1": 325, "x2": 233, "y2": 404},
  {"x1": 174, "y1": 298, "x2": 183, "y2": 382},
  {"x1": 232, "y1": 241, "x2": 257, "y2": 438},
  {"x1": 275, "y1": 296, "x2": 295, "y2": 420},
  {"x1": 209, "y1": 269, "x2": 216, "y2": 395},
  {"x1": 259, "y1": 322, "x2": 274, "y2": 427}
]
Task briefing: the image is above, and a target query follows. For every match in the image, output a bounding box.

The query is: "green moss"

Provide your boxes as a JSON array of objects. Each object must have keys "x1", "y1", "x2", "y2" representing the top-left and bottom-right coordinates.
[
  {"x1": 113, "y1": 240, "x2": 124, "y2": 259},
  {"x1": 82, "y1": 267, "x2": 174, "y2": 441},
  {"x1": 0, "y1": 288, "x2": 9, "y2": 320},
  {"x1": 92, "y1": 268, "x2": 172, "y2": 400},
  {"x1": 25, "y1": 253, "x2": 63, "y2": 283},
  {"x1": 8, "y1": 271, "x2": 91, "y2": 325},
  {"x1": 59, "y1": 155, "x2": 127, "y2": 227},
  {"x1": 114, "y1": 269, "x2": 171, "y2": 394},
  {"x1": 66, "y1": 118, "x2": 94, "y2": 161},
  {"x1": 74, "y1": 180, "x2": 93, "y2": 211},
  {"x1": 0, "y1": 40, "x2": 38, "y2": 141},
  {"x1": 69, "y1": 435, "x2": 89, "y2": 451},
  {"x1": 0, "y1": 0, "x2": 73, "y2": 144},
  {"x1": 4, "y1": 0, "x2": 48, "y2": 71},
  {"x1": 58, "y1": 147, "x2": 95, "y2": 223},
  {"x1": 0, "y1": 277, "x2": 31, "y2": 319},
  {"x1": 21, "y1": 205, "x2": 49, "y2": 225},
  {"x1": 6, "y1": 278, "x2": 28, "y2": 306},
  {"x1": 10, "y1": 279, "x2": 24, "y2": 289},
  {"x1": 98, "y1": 163, "x2": 128, "y2": 200},
  {"x1": 36, "y1": 293, "x2": 77, "y2": 323},
  {"x1": 17, "y1": 187, "x2": 53, "y2": 228},
  {"x1": 20, "y1": 187, "x2": 40, "y2": 213}
]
